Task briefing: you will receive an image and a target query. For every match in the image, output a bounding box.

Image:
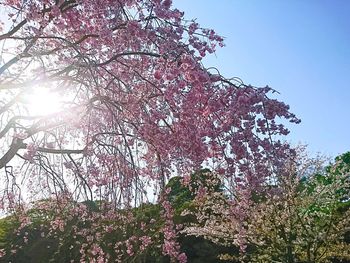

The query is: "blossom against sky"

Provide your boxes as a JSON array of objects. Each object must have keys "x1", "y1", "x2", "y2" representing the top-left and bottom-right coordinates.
[{"x1": 175, "y1": 0, "x2": 350, "y2": 157}]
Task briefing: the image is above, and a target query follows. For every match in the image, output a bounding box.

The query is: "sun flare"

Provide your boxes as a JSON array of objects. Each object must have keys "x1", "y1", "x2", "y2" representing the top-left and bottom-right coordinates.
[{"x1": 24, "y1": 87, "x2": 63, "y2": 116}]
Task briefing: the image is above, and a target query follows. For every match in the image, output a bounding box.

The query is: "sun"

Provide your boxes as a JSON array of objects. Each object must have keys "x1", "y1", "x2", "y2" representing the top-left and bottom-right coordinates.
[{"x1": 24, "y1": 87, "x2": 63, "y2": 116}]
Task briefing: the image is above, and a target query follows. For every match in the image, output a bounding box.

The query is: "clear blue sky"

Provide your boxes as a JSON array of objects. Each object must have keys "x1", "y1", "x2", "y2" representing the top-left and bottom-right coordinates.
[{"x1": 174, "y1": 0, "x2": 350, "y2": 158}]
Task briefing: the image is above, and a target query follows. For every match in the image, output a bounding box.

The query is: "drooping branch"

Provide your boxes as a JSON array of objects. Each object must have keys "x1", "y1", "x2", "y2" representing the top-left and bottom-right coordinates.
[{"x1": 0, "y1": 138, "x2": 25, "y2": 169}]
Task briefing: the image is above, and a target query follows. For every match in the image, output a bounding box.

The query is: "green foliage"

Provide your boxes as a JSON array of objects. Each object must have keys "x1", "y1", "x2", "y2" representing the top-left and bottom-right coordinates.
[
  {"x1": 0, "y1": 215, "x2": 18, "y2": 250},
  {"x1": 166, "y1": 169, "x2": 222, "y2": 211}
]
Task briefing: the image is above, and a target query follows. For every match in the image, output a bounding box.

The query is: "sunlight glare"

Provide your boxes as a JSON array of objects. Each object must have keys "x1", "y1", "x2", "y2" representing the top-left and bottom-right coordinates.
[{"x1": 24, "y1": 87, "x2": 63, "y2": 116}]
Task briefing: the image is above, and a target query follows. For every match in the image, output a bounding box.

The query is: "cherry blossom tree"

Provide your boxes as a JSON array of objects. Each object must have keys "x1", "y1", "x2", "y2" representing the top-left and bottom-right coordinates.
[
  {"x1": 0, "y1": 0, "x2": 300, "y2": 261},
  {"x1": 182, "y1": 149, "x2": 350, "y2": 262}
]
